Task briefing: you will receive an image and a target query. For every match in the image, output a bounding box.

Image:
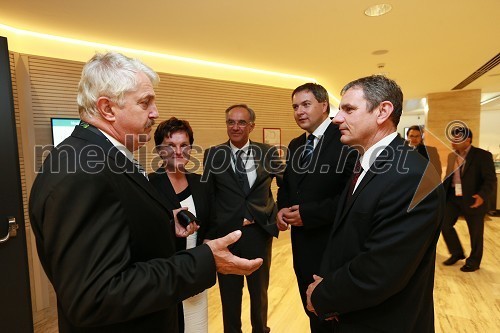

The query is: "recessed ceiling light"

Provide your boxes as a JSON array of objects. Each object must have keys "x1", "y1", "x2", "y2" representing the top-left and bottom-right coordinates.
[
  {"x1": 372, "y1": 49, "x2": 389, "y2": 55},
  {"x1": 364, "y1": 4, "x2": 392, "y2": 17}
]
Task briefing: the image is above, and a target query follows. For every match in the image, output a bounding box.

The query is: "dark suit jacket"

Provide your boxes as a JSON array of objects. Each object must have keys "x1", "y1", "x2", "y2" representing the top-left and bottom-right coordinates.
[
  {"x1": 443, "y1": 146, "x2": 496, "y2": 215},
  {"x1": 202, "y1": 141, "x2": 283, "y2": 238},
  {"x1": 277, "y1": 123, "x2": 355, "y2": 275},
  {"x1": 29, "y1": 126, "x2": 216, "y2": 333},
  {"x1": 312, "y1": 136, "x2": 445, "y2": 333},
  {"x1": 148, "y1": 169, "x2": 214, "y2": 249}
]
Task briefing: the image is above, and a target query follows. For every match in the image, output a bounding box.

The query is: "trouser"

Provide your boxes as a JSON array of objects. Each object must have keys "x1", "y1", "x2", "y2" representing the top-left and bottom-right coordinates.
[
  {"x1": 441, "y1": 194, "x2": 485, "y2": 268},
  {"x1": 291, "y1": 228, "x2": 333, "y2": 333},
  {"x1": 218, "y1": 224, "x2": 273, "y2": 333}
]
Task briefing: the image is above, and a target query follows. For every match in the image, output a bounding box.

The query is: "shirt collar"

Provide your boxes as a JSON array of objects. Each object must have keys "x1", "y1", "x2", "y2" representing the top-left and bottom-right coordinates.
[
  {"x1": 99, "y1": 129, "x2": 135, "y2": 162},
  {"x1": 307, "y1": 116, "x2": 331, "y2": 139},
  {"x1": 360, "y1": 132, "x2": 398, "y2": 172},
  {"x1": 229, "y1": 140, "x2": 251, "y2": 155}
]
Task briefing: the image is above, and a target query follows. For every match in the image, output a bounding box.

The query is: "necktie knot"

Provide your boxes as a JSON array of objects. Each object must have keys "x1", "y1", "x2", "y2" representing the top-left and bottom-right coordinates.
[{"x1": 235, "y1": 150, "x2": 247, "y2": 173}]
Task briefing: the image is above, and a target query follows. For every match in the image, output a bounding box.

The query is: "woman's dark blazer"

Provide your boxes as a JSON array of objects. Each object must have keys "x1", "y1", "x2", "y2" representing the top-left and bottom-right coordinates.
[{"x1": 149, "y1": 168, "x2": 214, "y2": 249}]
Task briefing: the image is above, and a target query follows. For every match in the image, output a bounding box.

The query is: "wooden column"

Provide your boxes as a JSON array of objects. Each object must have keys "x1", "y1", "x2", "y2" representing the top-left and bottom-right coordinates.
[{"x1": 425, "y1": 89, "x2": 481, "y2": 178}]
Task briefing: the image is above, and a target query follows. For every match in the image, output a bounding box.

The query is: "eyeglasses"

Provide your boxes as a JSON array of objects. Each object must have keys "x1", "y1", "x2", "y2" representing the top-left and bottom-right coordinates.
[{"x1": 226, "y1": 120, "x2": 253, "y2": 128}]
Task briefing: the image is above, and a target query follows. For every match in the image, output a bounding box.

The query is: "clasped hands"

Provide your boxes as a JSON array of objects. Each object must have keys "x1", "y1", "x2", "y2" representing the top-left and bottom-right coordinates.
[{"x1": 277, "y1": 205, "x2": 303, "y2": 231}]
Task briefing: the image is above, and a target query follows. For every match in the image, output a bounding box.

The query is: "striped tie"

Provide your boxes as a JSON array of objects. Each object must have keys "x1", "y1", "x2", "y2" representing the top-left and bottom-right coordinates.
[{"x1": 300, "y1": 134, "x2": 315, "y2": 167}]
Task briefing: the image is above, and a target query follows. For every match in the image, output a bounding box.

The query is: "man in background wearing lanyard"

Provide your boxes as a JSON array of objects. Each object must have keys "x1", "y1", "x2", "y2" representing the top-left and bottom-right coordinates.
[{"x1": 441, "y1": 127, "x2": 496, "y2": 272}]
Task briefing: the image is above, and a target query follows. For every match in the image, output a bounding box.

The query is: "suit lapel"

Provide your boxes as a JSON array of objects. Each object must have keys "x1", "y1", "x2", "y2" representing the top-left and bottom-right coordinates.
[
  {"x1": 291, "y1": 133, "x2": 307, "y2": 180},
  {"x1": 186, "y1": 172, "x2": 201, "y2": 208},
  {"x1": 218, "y1": 143, "x2": 245, "y2": 194},
  {"x1": 110, "y1": 148, "x2": 172, "y2": 211},
  {"x1": 155, "y1": 170, "x2": 181, "y2": 209},
  {"x1": 333, "y1": 136, "x2": 399, "y2": 233},
  {"x1": 72, "y1": 126, "x2": 171, "y2": 211},
  {"x1": 249, "y1": 142, "x2": 265, "y2": 191},
  {"x1": 296, "y1": 123, "x2": 336, "y2": 184},
  {"x1": 461, "y1": 146, "x2": 475, "y2": 176}
]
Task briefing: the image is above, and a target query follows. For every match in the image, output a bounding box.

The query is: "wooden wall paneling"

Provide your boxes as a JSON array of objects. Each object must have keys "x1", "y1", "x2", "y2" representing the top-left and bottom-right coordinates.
[
  {"x1": 22, "y1": 56, "x2": 302, "y2": 175},
  {"x1": 9, "y1": 51, "x2": 41, "y2": 317},
  {"x1": 14, "y1": 53, "x2": 54, "y2": 316},
  {"x1": 144, "y1": 72, "x2": 299, "y2": 175}
]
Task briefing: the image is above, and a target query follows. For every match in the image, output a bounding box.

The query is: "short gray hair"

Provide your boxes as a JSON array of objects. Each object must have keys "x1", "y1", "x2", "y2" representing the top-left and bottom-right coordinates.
[
  {"x1": 225, "y1": 104, "x2": 256, "y2": 123},
  {"x1": 77, "y1": 52, "x2": 159, "y2": 118},
  {"x1": 341, "y1": 75, "x2": 403, "y2": 126}
]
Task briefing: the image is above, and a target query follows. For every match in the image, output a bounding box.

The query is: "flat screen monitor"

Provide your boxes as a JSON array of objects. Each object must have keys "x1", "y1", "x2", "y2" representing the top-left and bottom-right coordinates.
[{"x1": 51, "y1": 118, "x2": 80, "y2": 146}]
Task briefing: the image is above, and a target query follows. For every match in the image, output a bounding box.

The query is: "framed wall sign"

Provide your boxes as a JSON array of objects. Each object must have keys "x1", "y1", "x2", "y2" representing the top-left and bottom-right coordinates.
[{"x1": 263, "y1": 128, "x2": 281, "y2": 156}]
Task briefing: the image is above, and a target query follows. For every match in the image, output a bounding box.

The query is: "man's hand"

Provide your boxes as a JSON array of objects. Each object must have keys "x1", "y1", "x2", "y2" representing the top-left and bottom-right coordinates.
[
  {"x1": 277, "y1": 208, "x2": 289, "y2": 231},
  {"x1": 470, "y1": 194, "x2": 484, "y2": 208},
  {"x1": 173, "y1": 207, "x2": 199, "y2": 237},
  {"x1": 206, "y1": 230, "x2": 263, "y2": 275},
  {"x1": 282, "y1": 205, "x2": 304, "y2": 227},
  {"x1": 306, "y1": 274, "x2": 323, "y2": 315}
]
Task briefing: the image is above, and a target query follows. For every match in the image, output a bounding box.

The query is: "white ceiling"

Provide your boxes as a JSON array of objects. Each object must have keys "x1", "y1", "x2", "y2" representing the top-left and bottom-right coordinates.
[{"x1": 1, "y1": 0, "x2": 499, "y2": 107}]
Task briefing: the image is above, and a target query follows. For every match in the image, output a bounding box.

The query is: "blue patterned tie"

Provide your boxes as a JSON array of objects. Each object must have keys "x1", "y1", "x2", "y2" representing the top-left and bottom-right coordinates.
[{"x1": 300, "y1": 134, "x2": 315, "y2": 167}]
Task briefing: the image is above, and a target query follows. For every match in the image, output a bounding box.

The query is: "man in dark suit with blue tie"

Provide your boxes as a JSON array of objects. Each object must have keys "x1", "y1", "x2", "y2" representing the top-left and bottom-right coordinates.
[
  {"x1": 29, "y1": 52, "x2": 262, "y2": 333},
  {"x1": 306, "y1": 75, "x2": 445, "y2": 332},
  {"x1": 277, "y1": 83, "x2": 354, "y2": 333},
  {"x1": 203, "y1": 104, "x2": 283, "y2": 333}
]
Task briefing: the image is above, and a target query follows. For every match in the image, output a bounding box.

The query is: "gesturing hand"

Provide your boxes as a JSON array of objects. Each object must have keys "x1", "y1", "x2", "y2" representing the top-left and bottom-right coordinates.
[{"x1": 206, "y1": 230, "x2": 263, "y2": 275}]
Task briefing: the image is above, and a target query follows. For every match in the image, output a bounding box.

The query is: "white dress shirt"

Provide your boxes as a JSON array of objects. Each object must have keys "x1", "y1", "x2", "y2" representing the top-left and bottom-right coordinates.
[
  {"x1": 354, "y1": 132, "x2": 398, "y2": 193},
  {"x1": 229, "y1": 140, "x2": 257, "y2": 188}
]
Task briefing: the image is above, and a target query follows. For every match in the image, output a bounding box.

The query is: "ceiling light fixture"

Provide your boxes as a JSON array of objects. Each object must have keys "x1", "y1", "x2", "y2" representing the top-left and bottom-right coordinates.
[
  {"x1": 364, "y1": 4, "x2": 392, "y2": 17},
  {"x1": 372, "y1": 49, "x2": 389, "y2": 55}
]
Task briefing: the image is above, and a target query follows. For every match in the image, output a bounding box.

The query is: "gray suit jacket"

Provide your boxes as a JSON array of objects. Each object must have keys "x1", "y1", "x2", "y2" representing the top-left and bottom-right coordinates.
[{"x1": 202, "y1": 141, "x2": 283, "y2": 238}]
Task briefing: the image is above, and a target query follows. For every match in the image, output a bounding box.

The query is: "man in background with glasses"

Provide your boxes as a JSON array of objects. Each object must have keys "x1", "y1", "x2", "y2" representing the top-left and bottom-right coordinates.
[{"x1": 203, "y1": 104, "x2": 284, "y2": 333}]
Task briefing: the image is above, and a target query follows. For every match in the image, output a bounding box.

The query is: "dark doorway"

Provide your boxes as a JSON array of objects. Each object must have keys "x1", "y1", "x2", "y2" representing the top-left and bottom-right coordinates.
[{"x1": 0, "y1": 36, "x2": 34, "y2": 332}]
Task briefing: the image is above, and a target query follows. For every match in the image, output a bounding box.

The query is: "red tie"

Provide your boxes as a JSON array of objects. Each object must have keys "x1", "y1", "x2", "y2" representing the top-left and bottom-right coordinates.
[{"x1": 349, "y1": 160, "x2": 362, "y2": 196}]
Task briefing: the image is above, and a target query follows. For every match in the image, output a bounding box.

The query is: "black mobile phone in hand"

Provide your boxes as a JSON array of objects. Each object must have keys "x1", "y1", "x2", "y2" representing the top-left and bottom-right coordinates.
[{"x1": 176, "y1": 210, "x2": 200, "y2": 228}]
